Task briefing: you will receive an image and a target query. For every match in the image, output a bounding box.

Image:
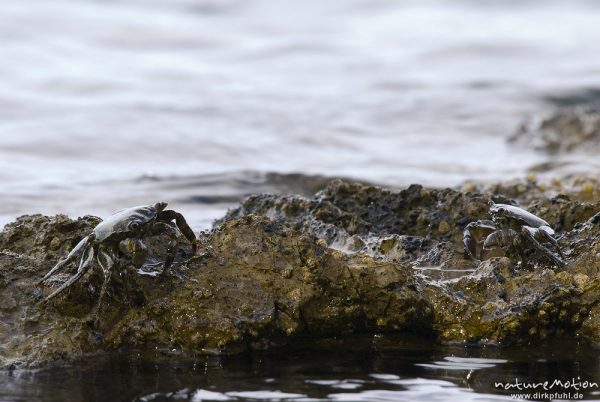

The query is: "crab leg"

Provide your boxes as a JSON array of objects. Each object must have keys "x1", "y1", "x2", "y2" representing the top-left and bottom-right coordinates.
[
  {"x1": 162, "y1": 238, "x2": 179, "y2": 275},
  {"x1": 521, "y1": 227, "x2": 565, "y2": 267},
  {"x1": 38, "y1": 235, "x2": 91, "y2": 284},
  {"x1": 131, "y1": 240, "x2": 148, "y2": 268},
  {"x1": 481, "y1": 228, "x2": 517, "y2": 260},
  {"x1": 119, "y1": 239, "x2": 148, "y2": 268},
  {"x1": 536, "y1": 229, "x2": 565, "y2": 259},
  {"x1": 151, "y1": 221, "x2": 181, "y2": 274},
  {"x1": 41, "y1": 244, "x2": 96, "y2": 303},
  {"x1": 91, "y1": 248, "x2": 115, "y2": 317},
  {"x1": 158, "y1": 209, "x2": 197, "y2": 255}
]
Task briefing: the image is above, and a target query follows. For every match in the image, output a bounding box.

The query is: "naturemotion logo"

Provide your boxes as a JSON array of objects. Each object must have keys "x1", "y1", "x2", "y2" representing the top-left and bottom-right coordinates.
[{"x1": 494, "y1": 377, "x2": 598, "y2": 392}]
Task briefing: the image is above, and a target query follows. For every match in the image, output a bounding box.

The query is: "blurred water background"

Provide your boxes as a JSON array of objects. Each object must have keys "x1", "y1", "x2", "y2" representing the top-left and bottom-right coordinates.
[{"x1": 2, "y1": 0, "x2": 600, "y2": 229}]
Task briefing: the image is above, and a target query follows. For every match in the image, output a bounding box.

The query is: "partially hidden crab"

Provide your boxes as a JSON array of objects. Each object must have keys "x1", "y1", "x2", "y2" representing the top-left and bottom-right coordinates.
[
  {"x1": 38, "y1": 202, "x2": 197, "y2": 307},
  {"x1": 463, "y1": 203, "x2": 564, "y2": 267}
]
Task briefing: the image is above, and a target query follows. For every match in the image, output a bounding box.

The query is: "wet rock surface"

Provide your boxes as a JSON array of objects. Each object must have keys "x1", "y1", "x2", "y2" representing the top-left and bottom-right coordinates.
[
  {"x1": 511, "y1": 106, "x2": 600, "y2": 153},
  {"x1": 2, "y1": 179, "x2": 600, "y2": 368}
]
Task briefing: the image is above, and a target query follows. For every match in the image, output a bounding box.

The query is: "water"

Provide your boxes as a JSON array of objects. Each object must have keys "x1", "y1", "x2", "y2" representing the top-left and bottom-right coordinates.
[
  {"x1": 3, "y1": 0, "x2": 600, "y2": 400},
  {"x1": 2, "y1": 0, "x2": 600, "y2": 229},
  {"x1": 3, "y1": 336, "x2": 600, "y2": 401}
]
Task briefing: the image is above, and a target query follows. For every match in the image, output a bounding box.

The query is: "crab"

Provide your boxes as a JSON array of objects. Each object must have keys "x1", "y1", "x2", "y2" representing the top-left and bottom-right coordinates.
[
  {"x1": 463, "y1": 203, "x2": 564, "y2": 267},
  {"x1": 38, "y1": 202, "x2": 197, "y2": 308}
]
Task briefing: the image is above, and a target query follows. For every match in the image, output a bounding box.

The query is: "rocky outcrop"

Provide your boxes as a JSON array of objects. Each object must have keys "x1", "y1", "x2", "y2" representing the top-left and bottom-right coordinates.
[
  {"x1": 2, "y1": 179, "x2": 600, "y2": 368},
  {"x1": 0, "y1": 212, "x2": 429, "y2": 368}
]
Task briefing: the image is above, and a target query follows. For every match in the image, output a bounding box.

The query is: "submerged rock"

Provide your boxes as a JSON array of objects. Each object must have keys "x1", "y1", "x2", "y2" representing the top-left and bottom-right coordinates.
[
  {"x1": 511, "y1": 106, "x2": 600, "y2": 153},
  {"x1": 2, "y1": 179, "x2": 600, "y2": 368}
]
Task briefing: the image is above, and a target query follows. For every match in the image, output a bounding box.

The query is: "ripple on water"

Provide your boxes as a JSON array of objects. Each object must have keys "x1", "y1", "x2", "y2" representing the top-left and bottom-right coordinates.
[
  {"x1": 416, "y1": 357, "x2": 509, "y2": 371},
  {"x1": 305, "y1": 379, "x2": 366, "y2": 390},
  {"x1": 139, "y1": 389, "x2": 310, "y2": 401},
  {"x1": 136, "y1": 369, "x2": 517, "y2": 401}
]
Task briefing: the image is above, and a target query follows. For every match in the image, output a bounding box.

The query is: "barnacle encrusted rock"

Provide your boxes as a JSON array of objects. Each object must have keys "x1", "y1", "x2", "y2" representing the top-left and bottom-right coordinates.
[
  {"x1": 1, "y1": 179, "x2": 600, "y2": 368},
  {"x1": 0, "y1": 212, "x2": 430, "y2": 368}
]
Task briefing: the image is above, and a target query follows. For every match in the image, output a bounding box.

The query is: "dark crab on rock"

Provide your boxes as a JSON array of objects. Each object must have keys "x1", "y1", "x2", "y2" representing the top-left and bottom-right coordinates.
[
  {"x1": 463, "y1": 203, "x2": 564, "y2": 267},
  {"x1": 38, "y1": 202, "x2": 197, "y2": 310}
]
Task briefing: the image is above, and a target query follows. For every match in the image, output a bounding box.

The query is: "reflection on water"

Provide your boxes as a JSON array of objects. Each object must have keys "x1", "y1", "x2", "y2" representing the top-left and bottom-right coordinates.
[
  {"x1": 2, "y1": 335, "x2": 600, "y2": 401},
  {"x1": 416, "y1": 356, "x2": 508, "y2": 371}
]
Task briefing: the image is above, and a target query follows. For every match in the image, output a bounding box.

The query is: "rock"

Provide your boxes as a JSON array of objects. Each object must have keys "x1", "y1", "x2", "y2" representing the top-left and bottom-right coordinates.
[
  {"x1": 2, "y1": 179, "x2": 600, "y2": 368},
  {"x1": 510, "y1": 106, "x2": 600, "y2": 153},
  {"x1": 0, "y1": 212, "x2": 429, "y2": 368},
  {"x1": 220, "y1": 179, "x2": 600, "y2": 343}
]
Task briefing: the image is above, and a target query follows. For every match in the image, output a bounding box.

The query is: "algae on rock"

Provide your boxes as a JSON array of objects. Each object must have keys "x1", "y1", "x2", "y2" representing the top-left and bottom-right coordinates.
[{"x1": 1, "y1": 179, "x2": 600, "y2": 368}]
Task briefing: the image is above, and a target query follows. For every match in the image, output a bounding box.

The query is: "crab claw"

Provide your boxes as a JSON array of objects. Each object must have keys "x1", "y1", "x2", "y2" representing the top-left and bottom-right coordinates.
[
  {"x1": 154, "y1": 202, "x2": 168, "y2": 212},
  {"x1": 463, "y1": 220, "x2": 496, "y2": 260},
  {"x1": 463, "y1": 224, "x2": 478, "y2": 260},
  {"x1": 158, "y1": 209, "x2": 197, "y2": 255}
]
